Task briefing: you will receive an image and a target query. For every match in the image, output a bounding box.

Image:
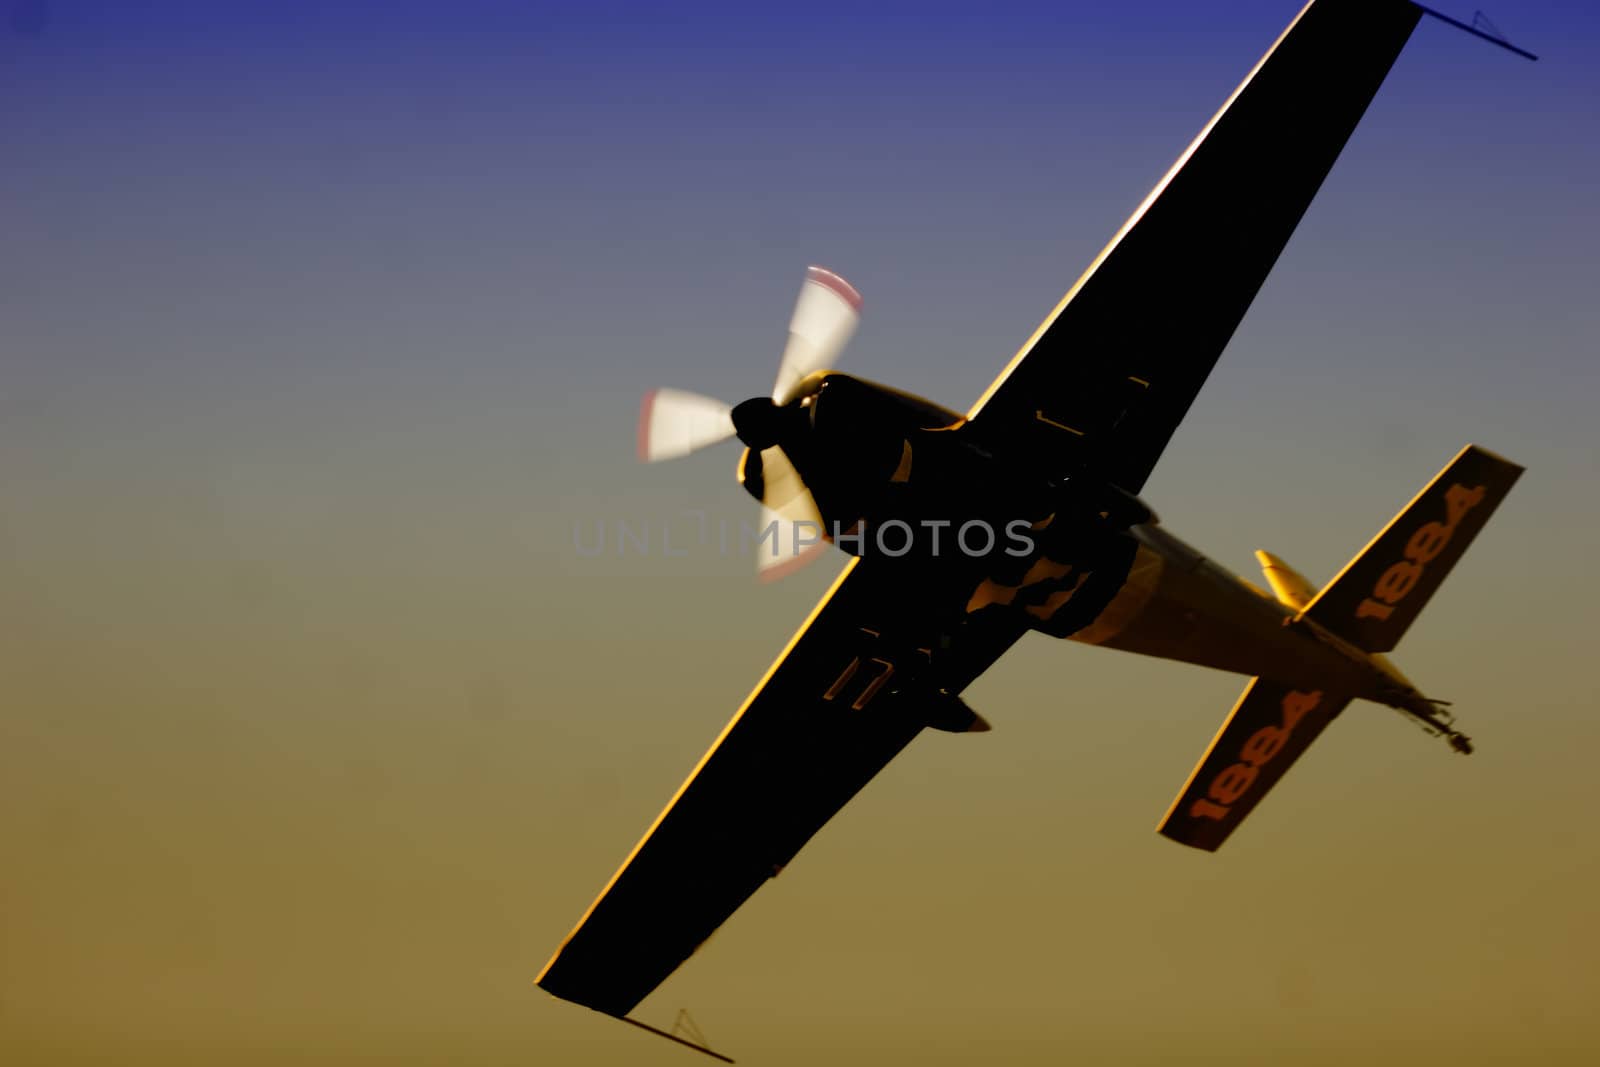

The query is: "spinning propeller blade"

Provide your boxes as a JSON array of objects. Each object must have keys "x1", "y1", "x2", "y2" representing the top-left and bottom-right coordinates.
[
  {"x1": 772, "y1": 266, "x2": 862, "y2": 405},
  {"x1": 637, "y1": 388, "x2": 735, "y2": 462},
  {"x1": 754, "y1": 446, "x2": 826, "y2": 580}
]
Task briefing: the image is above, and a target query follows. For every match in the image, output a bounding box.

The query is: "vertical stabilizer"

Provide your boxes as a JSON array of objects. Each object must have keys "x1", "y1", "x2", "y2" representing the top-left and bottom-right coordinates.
[{"x1": 1255, "y1": 550, "x2": 1316, "y2": 610}]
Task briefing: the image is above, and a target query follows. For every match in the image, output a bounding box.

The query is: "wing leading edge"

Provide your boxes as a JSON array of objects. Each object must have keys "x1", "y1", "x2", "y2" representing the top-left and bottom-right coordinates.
[{"x1": 966, "y1": 0, "x2": 1423, "y2": 493}]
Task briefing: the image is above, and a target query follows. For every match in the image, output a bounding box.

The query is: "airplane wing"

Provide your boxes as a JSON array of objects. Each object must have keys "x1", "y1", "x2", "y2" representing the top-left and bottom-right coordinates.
[
  {"x1": 537, "y1": 558, "x2": 1023, "y2": 1019},
  {"x1": 965, "y1": 0, "x2": 1423, "y2": 493}
]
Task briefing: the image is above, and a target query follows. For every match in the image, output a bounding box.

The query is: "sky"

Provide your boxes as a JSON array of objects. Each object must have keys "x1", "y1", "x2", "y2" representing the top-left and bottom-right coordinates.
[{"x1": 2, "y1": 1, "x2": 1598, "y2": 1064}]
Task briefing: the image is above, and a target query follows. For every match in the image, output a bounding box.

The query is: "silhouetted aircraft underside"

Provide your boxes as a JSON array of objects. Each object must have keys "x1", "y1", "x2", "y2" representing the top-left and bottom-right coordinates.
[{"x1": 538, "y1": 1, "x2": 1534, "y2": 1059}]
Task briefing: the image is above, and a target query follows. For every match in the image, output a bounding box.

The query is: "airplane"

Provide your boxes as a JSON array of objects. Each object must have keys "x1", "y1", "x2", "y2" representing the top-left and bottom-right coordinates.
[{"x1": 538, "y1": 0, "x2": 1534, "y2": 1059}]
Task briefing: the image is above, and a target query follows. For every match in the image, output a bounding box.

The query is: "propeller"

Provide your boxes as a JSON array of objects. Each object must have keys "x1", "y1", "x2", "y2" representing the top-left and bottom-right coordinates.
[{"x1": 635, "y1": 266, "x2": 863, "y2": 577}]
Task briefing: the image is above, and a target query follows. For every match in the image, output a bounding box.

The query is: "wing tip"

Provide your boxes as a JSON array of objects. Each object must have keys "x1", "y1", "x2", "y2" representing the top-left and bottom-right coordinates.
[{"x1": 1156, "y1": 822, "x2": 1224, "y2": 853}]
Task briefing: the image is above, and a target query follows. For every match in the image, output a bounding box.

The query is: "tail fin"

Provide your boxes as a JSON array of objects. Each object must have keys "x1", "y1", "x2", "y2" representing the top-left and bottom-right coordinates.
[
  {"x1": 1255, "y1": 550, "x2": 1316, "y2": 611},
  {"x1": 1302, "y1": 445, "x2": 1522, "y2": 653}
]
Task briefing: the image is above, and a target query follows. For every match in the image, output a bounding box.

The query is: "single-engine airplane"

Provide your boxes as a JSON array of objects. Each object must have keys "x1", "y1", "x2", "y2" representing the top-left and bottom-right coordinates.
[{"x1": 539, "y1": 0, "x2": 1534, "y2": 1058}]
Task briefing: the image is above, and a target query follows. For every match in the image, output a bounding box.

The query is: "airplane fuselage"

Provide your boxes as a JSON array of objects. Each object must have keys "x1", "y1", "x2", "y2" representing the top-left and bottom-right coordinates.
[{"x1": 748, "y1": 372, "x2": 1431, "y2": 718}]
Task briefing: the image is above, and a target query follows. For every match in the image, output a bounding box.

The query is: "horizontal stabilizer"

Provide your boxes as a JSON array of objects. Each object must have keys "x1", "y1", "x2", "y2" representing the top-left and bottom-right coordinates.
[
  {"x1": 1159, "y1": 678, "x2": 1351, "y2": 852},
  {"x1": 1303, "y1": 444, "x2": 1522, "y2": 653}
]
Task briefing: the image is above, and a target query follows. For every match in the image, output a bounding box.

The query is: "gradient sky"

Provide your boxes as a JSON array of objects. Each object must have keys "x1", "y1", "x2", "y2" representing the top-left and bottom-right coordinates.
[{"x1": 3, "y1": 2, "x2": 1598, "y2": 1064}]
